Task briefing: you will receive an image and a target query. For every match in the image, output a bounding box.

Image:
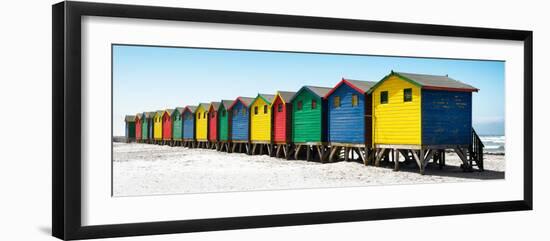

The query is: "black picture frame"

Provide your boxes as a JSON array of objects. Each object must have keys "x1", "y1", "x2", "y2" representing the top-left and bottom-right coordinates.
[{"x1": 52, "y1": 1, "x2": 533, "y2": 240}]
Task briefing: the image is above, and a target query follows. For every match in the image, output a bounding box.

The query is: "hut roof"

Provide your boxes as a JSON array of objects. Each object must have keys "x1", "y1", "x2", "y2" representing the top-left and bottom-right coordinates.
[
  {"x1": 220, "y1": 100, "x2": 233, "y2": 110},
  {"x1": 198, "y1": 103, "x2": 211, "y2": 110},
  {"x1": 155, "y1": 110, "x2": 164, "y2": 117},
  {"x1": 291, "y1": 86, "x2": 332, "y2": 101},
  {"x1": 324, "y1": 78, "x2": 377, "y2": 98},
  {"x1": 175, "y1": 107, "x2": 185, "y2": 114},
  {"x1": 369, "y1": 71, "x2": 478, "y2": 93},
  {"x1": 276, "y1": 91, "x2": 297, "y2": 103},
  {"x1": 210, "y1": 102, "x2": 221, "y2": 111},
  {"x1": 184, "y1": 105, "x2": 197, "y2": 113},
  {"x1": 228, "y1": 97, "x2": 255, "y2": 110},
  {"x1": 164, "y1": 109, "x2": 174, "y2": 116},
  {"x1": 146, "y1": 111, "x2": 155, "y2": 118},
  {"x1": 125, "y1": 115, "x2": 136, "y2": 122},
  {"x1": 256, "y1": 94, "x2": 276, "y2": 104}
]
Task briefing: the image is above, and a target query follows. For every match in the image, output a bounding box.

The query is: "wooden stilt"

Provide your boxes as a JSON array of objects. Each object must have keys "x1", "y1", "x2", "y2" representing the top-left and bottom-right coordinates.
[
  {"x1": 424, "y1": 149, "x2": 435, "y2": 165},
  {"x1": 294, "y1": 145, "x2": 302, "y2": 160},
  {"x1": 393, "y1": 149, "x2": 400, "y2": 171},
  {"x1": 316, "y1": 146, "x2": 323, "y2": 162},
  {"x1": 375, "y1": 148, "x2": 385, "y2": 167},
  {"x1": 321, "y1": 146, "x2": 329, "y2": 163},
  {"x1": 285, "y1": 145, "x2": 292, "y2": 160},
  {"x1": 454, "y1": 147, "x2": 470, "y2": 171},
  {"x1": 344, "y1": 147, "x2": 349, "y2": 161},
  {"x1": 439, "y1": 150, "x2": 446, "y2": 169},
  {"x1": 411, "y1": 150, "x2": 421, "y2": 168},
  {"x1": 306, "y1": 145, "x2": 311, "y2": 161},
  {"x1": 329, "y1": 146, "x2": 339, "y2": 162},
  {"x1": 359, "y1": 147, "x2": 367, "y2": 166},
  {"x1": 419, "y1": 148, "x2": 425, "y2": 175}
]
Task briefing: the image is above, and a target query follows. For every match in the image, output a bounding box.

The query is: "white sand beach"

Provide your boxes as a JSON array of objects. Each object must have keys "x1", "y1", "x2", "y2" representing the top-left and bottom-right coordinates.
[{"x1": 113, "y1": 143, "x2": 505, "y2": 196}]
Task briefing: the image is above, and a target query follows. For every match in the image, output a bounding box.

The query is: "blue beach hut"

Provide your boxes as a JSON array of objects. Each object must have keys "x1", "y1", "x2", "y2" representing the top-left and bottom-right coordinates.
[
  {"x1": 324, "y1": 78, "x2": 377, "y2": 163},
  {"x1": 228, "y1": 97, "x2": 254, "y2": 153},
  {"x1": 182, "y1": 105, "x2": 197, "y2": 147}
]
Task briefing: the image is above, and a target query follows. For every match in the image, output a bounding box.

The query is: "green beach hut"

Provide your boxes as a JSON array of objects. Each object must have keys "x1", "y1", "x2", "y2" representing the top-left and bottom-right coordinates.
[
  {"x1": 218, "y1": 99, "x2": 233, "y2": 152},
  {"x1": 172, "y1": 107, "x2": 185, "y2": 145},
  {"x1": 290, "y1": 86, "x2": 331, "y2": 161}
]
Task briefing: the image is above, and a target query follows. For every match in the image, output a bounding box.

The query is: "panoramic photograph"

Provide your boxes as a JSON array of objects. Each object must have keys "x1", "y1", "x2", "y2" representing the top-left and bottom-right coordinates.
[{"x1": 113, "y1": 44, "x2": 505, "y2": 197}]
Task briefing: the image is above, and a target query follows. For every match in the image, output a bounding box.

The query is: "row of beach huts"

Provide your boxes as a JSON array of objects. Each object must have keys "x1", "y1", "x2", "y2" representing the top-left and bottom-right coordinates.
[{"x1": 123, "y1": 71, "x2": 485, "y2": 174}]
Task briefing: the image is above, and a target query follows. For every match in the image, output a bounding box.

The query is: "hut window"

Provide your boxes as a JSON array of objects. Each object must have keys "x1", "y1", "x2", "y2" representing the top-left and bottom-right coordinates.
[
  {"x1": 242, "y1": 108, "x2": 246, "y2": 116},
  {"x1": 233, "y1": 109, "x2": 238, "y2": 116},
  {"x1": 222, "y1": 110, "x2": 226, "y2": 117},
  {"x1": 204, "y1": 112, "x2": 207, "y2": 118},
  {"x1": 254, "y1": 106, "x2": 258, "y2": 115},
  {"x1": 404, "y1": 88, "x2": 412, "y2": 102},
  {"x1": 380, "y1": 91, "x2": 388, "y2": 104},
  {"x1": 198, "y1": 114, "x2": 201, "y2": 119},
  {"x1": 277, "y1": 103, "x2": 283, "y2": 112},
  {"x1": 263, "y1": 105, "x2": 268, "y2": 114},
  {"x1": 333, "y1": 96, "x2": 340, "y2": 108},
  {"x1": 311, "y1": 100, "x2": 317, "y2": 109},
  {"x1": 352, "y1": 94, "x2": 358, "y2": 107},
  {"x1": 297, "y1": 101, "x2": 303, "y2": 110}
]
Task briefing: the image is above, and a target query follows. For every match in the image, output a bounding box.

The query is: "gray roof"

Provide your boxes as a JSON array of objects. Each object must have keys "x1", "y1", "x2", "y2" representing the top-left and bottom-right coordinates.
[
  {"x1": 165, "y1": 109, "x2": 174, "y2": 116},
  {"x1": 124, "y1": 115, "x2": 135, "y2": 122},
  {"x1": 198, "y1": 103, "x2": 210, "y2": 109},
  {"x1": 220, "y1": 100, "x2": 233, "y2": 110},
  {"x1": 306, "y1": 86, "x2": 332, "y2": 97},
  {"x1": 276, "y1": 91, "x2": 297, "y2": 103},
  {"x1": 175, "y1": 107, "x2": 185, "y2": 114},
  {"x1": 257, "y1": 94, "x2": 276, "y2": 104},
  {"x1": 210, "y1": 102, "x2": 221, "y2": 111},
  {"x1": 184, "y1": 105, "x2": 197, "y2": 113},
  {"x1": 238, "y1": 97, "x2": 255, "y2": 107},
  {"x1": 293, "y1": 86, "x2": 332, "y2": 100},
  {"x1": 344, "y1": 79, "x2": 377, "y2": 93},
  {"x1": 396, "y1": 72, "x2": 478, "y2": 91}
]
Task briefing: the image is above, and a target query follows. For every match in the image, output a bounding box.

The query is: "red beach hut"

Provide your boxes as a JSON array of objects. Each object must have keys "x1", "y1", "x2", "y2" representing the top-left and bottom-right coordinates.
[
  {"x1": 208, "y1": 102, "x2": 221, "y2": 149},
  {"x1": 272, "y1": 91, "x2": 296, "y2": 159},
  {"x1": 162, "y1": 109, "x2": 174, "y2": 144},
  {"x1": 135, "y1": 113, "x2": 142, "y2": 142}
]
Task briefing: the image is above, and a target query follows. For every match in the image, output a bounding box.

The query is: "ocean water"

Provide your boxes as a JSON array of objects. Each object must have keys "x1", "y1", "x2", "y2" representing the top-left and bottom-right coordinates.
[{"x1": 479, "y1": 135, "x2": 505, "y2": 154}]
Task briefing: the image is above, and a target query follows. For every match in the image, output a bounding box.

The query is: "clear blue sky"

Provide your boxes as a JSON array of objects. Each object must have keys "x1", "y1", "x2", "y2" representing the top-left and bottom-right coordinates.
[{"x1": 113, "y1": 44, "x2": 505, "y2": 136}]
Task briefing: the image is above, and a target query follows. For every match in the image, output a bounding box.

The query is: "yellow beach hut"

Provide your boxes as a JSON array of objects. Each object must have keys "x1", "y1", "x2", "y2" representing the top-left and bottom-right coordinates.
[
  {"x1": 153, "y1": 110, "x2": 164, "y2": 143},
  {"x1": 250, "y1": 94, "x2": 276, "y2": 155},
  {"x1": 195, "y1": 103, "x2": 210, "y2": 147},
  {"x1": 369, "y1": 71, "x2": 482, "y2": 174}
]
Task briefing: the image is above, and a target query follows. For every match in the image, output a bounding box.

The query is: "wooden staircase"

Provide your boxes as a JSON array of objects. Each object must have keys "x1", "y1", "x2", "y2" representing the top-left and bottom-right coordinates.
[{"x1": 466, "y1": 128, "x2": 485, "y2": 171}]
